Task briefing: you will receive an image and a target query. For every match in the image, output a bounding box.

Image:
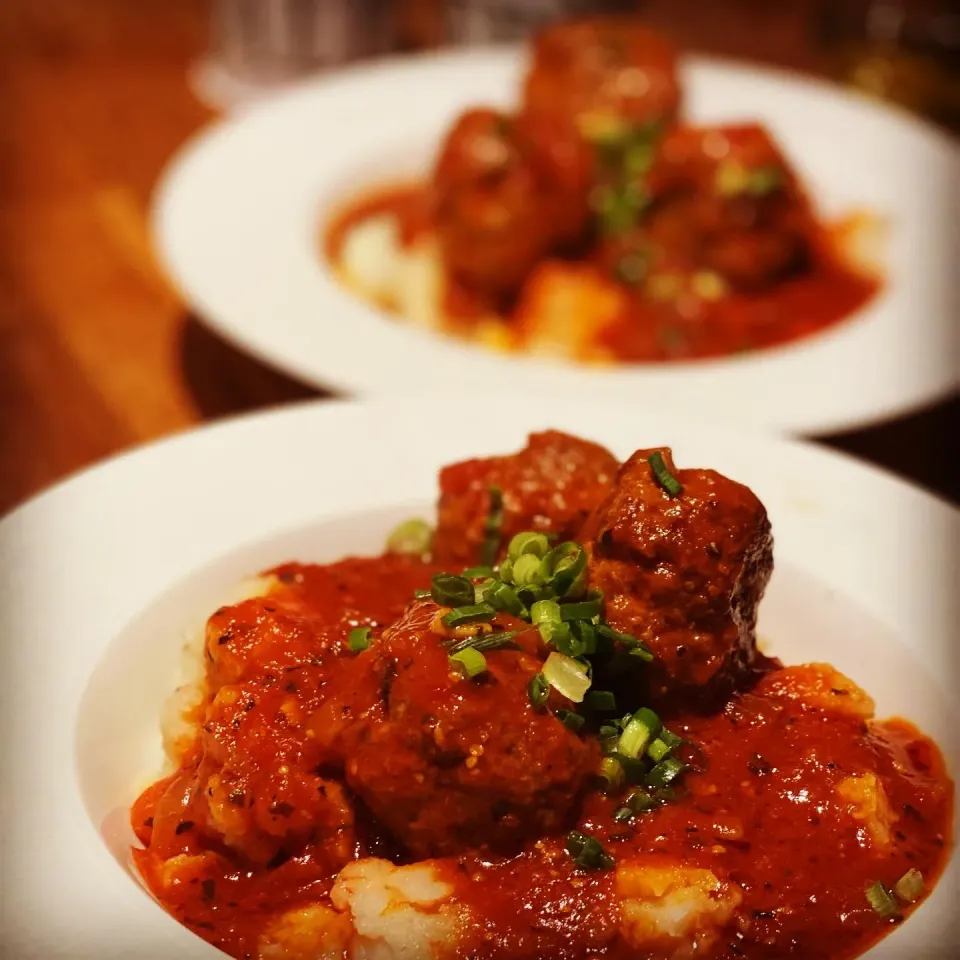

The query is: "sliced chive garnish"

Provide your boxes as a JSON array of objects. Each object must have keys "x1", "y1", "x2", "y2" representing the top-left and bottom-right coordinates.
[
  {"x1": 443, "y1": 631, "x2": 519, "y2": 655},
  {"x1": 528, "y1": 672, "x2": 549, "y2": 710},
  {"x1": 481, "y1": 486, "x2": 503, "y2": 567},
  {"x1": 348, "y1": 626, "x2": 372, "y2": 653},
  {"x1": 386, "y1": 517, "x2": 433, "y2": 556},
  {"x1": 649, "y1": 450, "x2": 683, "y2": 497},
  {"x1": 644, "y1": 756, "x2": 687, "y2": 789},
  {"x1": 566, "y1": 830, "x2": 615, "y2": 870},
  {"x1": 441, "y1": 602, "x2": 496, "y2": 628},
  {"x1": 556, "y1": 708, "x2": 586, "y2": 732},
  {"x1": 431, "y1": 573, "x2": 476, "y2": 608},
  {"x1": 865, "y1": 881, "x2": 901, "y2": 919},
  {"x1": 449, "y1": 648, "x2": 487, "y2": 678}
]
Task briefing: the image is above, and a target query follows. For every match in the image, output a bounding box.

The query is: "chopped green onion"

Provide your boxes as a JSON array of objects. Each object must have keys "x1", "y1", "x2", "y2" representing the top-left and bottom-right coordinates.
[
  {"x1": 473, "y1": 578, "x2": 495, "y2": 603},
  {"x1": 647, "y1": 738, "x2": 670, "y2": 763},
  {"x1": 541, "y1": 619, "x2": 574, "y2": 650},
  {"x1": 618, "y1": 707, "x2": 661, "y2": 759},
  {"x1": 612, "y1": 753, "x2": 648, "y2": 784},
  {"x1": 483, "y1": 580, "x2": 527, "y2": 617},
  {"x1": 894, "y1": 868, "x2": 924, "y2": 904},
  {"x1": 865, "y1": 881, "x2": 901, "y2": 919},
  {"x1": 441, "y1": 603, "x2": 496, "y2": 628},
  {"x1": 386, "y1": 518, "x2": 433, "y2": 556},
  {"x1": 745, "y1": 164, "x2": 783, "y2": 196},
  {"x1": 540, "y1": 542, "x2": 588, "y2": 597},
  {"x1": 658, "y1": 727, "x2": 685, "y2": 751},
  {"x1": 585, "y1": 689, "x2": 617, "y2": 712},
  {"x1": 528, "y1": 672, "x2": 549, "y2": 710},
  {"x1": 498, "y1": 557, "x2": 514, "y2": 582},
  {"x1": 531, "y1": 598, "x2": 562, "y2": 627},
  {"x1": 715, "y1": 160, "x2": 751, "y2": 197},
  {"x1": 414, "y1": 588, "x2": 432, "y2": 600},
  {"x1": 481, "y1": 486, "x2": 503, "y2": 567},
  {"x1": 648, "y1": 450, "x2": 683, "y2": 497},
  {"x1": 569, "y1": 620, "x2": 597, "y2": 656},
  {"x1": 612, "y1": 805, "x2": 634, "y2": 823},
  {"x1": 691, "y1": 270, "x2": 728, "y2": 302},
  {"x1": 627, "y1": 788, "x2": 659, "y2": 813},
  {"x1": 566, "y1": 830, "x2": 615, "y2": 871},
  {"x1": 444, "y1": 631, "x2": 519, "y2": 655},
  {"x1": 449, "y1": 648, "x2": 487, "y2": 679},
  {"x1": 542, "y1": 652, "x2": 591, "y2": 703},
  {"x1": 462, "y1": 565, "x2": 495, "y2": 580},
  {"x1": 625, "y1": 140, "x2": 655, "y2": 177},
  {"x1": 559, "y1": 598, "x2": 603, "y2": 622},
  {"x1": 598, "y1": 756, "x2": 624, "y2": 793},
  {"x1": 348, "y1": 626, "x2": 372, "y2": 652},
  {"x1": 596, "y1": 623, "x2": 654, "y2": 661},
  {"x1": 644, "y1": 756, "x2": 687, "y2": 789},
  {"x1": 431, "y1": 573, "x2": 476, "y2": 608},
  {"x1": 512, "y1": 553, "x2": 546, "y2": 587},
  {"x1": 556, "y1": 709, "x2": 586, "y2": 732},
  {"x1": 507, "y1": 531, "x2": 550, "y2": 561}
]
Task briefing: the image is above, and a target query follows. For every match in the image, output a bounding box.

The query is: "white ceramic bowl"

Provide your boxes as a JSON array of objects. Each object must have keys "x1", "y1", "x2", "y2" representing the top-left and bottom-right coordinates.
[{"x1": 0, "y1": 395, "x2": 956, "y2": 957}]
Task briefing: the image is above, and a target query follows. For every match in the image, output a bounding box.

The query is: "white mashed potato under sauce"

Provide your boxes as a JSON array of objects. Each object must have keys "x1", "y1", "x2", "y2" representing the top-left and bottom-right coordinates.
[{"x1": 329, "y1": 200, "x2": 886, "y2": 366}]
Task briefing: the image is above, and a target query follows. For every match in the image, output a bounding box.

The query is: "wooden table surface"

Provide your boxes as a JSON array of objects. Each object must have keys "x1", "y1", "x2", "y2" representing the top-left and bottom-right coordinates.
[{"x1": 1, "y1": 0, "x2": 956, "y2": 517}]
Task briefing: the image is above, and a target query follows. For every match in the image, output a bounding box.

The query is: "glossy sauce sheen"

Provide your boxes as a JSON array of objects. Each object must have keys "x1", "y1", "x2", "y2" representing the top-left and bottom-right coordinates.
[
  {"x1": 325, "y1": 185, "x2": 878, "y2": 363},
  {"x1": 132, "y1": 556, "x2": 951, "y2": 960}
]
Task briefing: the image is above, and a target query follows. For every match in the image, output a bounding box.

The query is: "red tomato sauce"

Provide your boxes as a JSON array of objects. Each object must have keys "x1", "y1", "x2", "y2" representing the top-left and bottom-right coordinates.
[
  {"x1": 324, "y1": 184, "x2": 879, "y2": 363},
  {"x1": 131, "y1": 553, "x2": 951, "y2": 960}
]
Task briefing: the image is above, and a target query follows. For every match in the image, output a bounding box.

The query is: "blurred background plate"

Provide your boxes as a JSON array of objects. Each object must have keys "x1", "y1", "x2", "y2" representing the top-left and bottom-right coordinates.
[{"x1": 153, "y1": 47, "x2": 960, "y2": 435}]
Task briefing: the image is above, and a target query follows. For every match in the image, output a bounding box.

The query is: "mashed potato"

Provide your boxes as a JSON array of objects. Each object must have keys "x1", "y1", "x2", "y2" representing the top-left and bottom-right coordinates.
[{"x1": 159, "y1": 575, "x2": 276, "y2": 767}]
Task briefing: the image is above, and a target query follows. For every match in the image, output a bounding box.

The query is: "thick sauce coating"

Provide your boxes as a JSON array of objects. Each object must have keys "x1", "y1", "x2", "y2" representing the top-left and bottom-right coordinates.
[
  {"x1": 131, "y1": 437, "x2": 952, "y2": 960},
  {"x1": 523, "y1": 17, "x2": 682, "y2": 134},
  {"x1": 585, "y1": 447, "x2": 774, "y2": 706},
  {"x1": 432, "y1": 429, "x2": 619, "y2": 567},
  {"x1": 343, "y1": 602, "x2": 597, "y2": 858}
]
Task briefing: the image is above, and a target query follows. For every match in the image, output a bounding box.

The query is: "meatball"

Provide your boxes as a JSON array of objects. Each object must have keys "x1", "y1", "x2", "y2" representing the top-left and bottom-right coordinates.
[
  {"x1": 637, "y1": 124, "x2": 815, "y2": 290},
  {"x1": 583, "y1": 447, "x2": 773, "y2": 706},
  {"x1": 432, "y1": 108, "x2": 591, "y2": 301},
  {"x1": 523, "y1": 18, "x2": 681, "y2": 139},
  {"x1": 342, "y1": 601, "x2": 598, "y2": 858},
  {"x1": 432, "y1": 430, "x2": 619, "y2": 568},
  {"x1": 207, "y1": 556, "x2": 433, "y2": 690}
]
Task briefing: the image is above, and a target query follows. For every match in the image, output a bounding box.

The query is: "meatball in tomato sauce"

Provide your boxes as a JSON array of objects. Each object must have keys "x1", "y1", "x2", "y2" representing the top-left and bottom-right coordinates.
[
  {"x1": 431, "y1": 108, "x2": 592, "y2": 303},
  {"x1": 584, "y1": 447, "x2": 774, "y2": 707},
  {"x1": 523, "y1": 17, "x2": 681, "y2": 139},
  {"x1": 638, "y1": 124, "x2": 817, "y2": 291},
  {"x1": 432, "y1": 430, "x2": 619, "y2": 568},
  {"x1": 341, "y1": 600, "x2": 598, "y2": 858}
]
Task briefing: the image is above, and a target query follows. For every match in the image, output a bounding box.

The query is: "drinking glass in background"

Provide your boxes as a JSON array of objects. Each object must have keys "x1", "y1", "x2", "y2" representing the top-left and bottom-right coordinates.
[
  {"x1": 816, "y1": 0, "x2": 960, "y2": 132},
  {"x1": 191, "y1": 0, "x2": 397, "y2": 110},
  {"x1": 191, "y1": 0, "x2": 639, "y2": 110}
]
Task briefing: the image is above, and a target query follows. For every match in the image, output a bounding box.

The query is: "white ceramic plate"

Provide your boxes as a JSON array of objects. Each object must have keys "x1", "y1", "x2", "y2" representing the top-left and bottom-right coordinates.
[
  {"x1": 153, "y1": 48, "x2": 960, "y2": 435},
  {"x1": 0, "y1": 395, "x2": 957, "y2": 958}
]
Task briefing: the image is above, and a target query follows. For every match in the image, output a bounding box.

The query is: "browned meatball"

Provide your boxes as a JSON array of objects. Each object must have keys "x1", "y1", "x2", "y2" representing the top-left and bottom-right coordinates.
[
  {"x1": 636, "y1": 123, "x2": 815, "y2": 290},
  {"x1": 432, "y1": 430, "x2": 619, "y2": 568},
  {"x1": 341, "y1": 601, "x2": 598, "y2": 858},
  {"x1": 432, "y1": 108, "x2": 591, "y2": 301},
  {"x1": 584, "y1": 447, "x2": 774, "y2": 707},
  {"x1": 523, "y1": 17, "x2": 681, "y2": 138}
]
